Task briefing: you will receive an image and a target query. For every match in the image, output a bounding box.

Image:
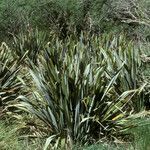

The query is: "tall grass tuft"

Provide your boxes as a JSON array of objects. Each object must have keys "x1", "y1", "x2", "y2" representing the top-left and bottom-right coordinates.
[{"x1": 16, "y1": 33, "x2": 147, "y2": 149}]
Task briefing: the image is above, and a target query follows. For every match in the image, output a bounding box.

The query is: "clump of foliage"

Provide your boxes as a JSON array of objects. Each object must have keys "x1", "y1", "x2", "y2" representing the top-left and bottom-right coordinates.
[
  {"x1": 16, "y1": 33, "x2": 147, "y2": 149},
  {"x1": 12, "y1": 29, "x2": 47, "y2": 64},
  {"x1": 0, "y1": 42, "x2": 22, "y2": 110}
]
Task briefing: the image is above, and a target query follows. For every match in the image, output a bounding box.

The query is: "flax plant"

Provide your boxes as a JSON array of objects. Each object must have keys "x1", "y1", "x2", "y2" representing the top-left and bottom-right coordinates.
[{"x1": 17, "y1": 34, "x2": 146, "y2": 149}]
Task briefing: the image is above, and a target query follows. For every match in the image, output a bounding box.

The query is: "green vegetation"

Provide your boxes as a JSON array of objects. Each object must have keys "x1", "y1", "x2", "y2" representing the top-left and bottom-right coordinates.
[
  {"x1": 0, "y1": 0, "x2": 150, "y2": 150},
  {"x1": 0, "y1": 117, "x2": 45, "y2": 150}
]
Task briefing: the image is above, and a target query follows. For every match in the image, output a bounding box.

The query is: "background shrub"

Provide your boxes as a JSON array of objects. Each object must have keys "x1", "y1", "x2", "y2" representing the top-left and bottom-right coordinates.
[{"x1": 0, "y1": 0, "x2": 149, "y2": 41}]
